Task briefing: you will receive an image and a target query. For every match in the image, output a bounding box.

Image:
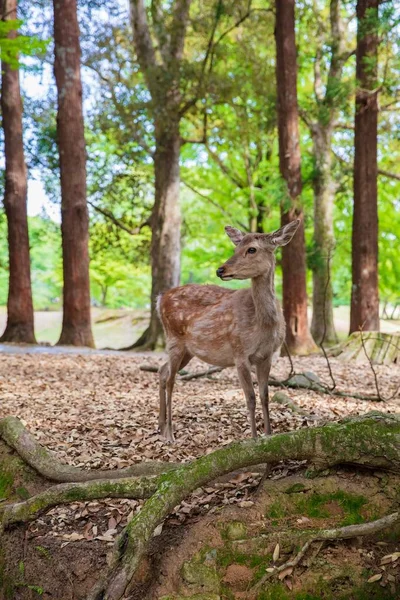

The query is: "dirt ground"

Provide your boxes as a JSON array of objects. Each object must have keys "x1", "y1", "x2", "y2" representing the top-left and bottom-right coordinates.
[{"x1": 0, "y1": 349, "x2": 399, "y2": 599}]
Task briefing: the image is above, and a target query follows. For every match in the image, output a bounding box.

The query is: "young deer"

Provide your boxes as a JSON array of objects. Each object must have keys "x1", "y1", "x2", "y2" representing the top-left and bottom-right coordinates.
[{"x1": 157, "y1": 219, "x2": 300, "y2": 441}]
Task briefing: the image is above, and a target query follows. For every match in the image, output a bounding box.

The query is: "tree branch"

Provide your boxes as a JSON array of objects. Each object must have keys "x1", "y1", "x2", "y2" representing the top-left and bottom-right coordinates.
[
  {"x1": 88, "y1": 200, "x2": 151, "y2": 236},
  {"x1": 378, "y1": 168, "x2": 400, "y2": 182},
  {"x1": 253, "y1": 512, "x2": 400, "y2": 591},
  {"x1": 181, "y1": 180, "x2": 247, "y2": 229},
  {"x1": 205, "y1": 143, "x2": 246, "y2": 189},
  {"x1": 169, "y1": 0, "x2": 192, "y2": 61},
  {"x1": 150, "y1": 0, "x2": 170, "y2": 64},
  {"x1": 129, "y1": 0, "x2": 157, "y2": 92},
  {"x1": 179, "y1": 0, "x2": 224, "y2": 116}
]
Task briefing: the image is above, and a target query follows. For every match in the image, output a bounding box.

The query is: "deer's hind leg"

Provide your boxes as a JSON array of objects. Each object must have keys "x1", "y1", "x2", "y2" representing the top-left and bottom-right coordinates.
[
  {"x1": 256, "y1": 358, "x2": 272, "y2": 435},
  {"x1": 236, "y1": 360, "x2": 257, "y2": 438},
  {"x1": 159, "y1": 344, "x2": 191, "y2": 442}
]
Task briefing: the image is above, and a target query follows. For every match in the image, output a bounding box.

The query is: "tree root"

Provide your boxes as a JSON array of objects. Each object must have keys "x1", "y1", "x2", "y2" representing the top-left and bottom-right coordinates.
[
  {"x1": 1, "y1": 476, "x2": 159, "y2": 528},
  {"x1": 0, "y1": 416, "x2": 179, "y2": 482},
  {"x1": 252, "y1": 511, "x2": 400, "y2": 592},
  {"x1": 138, "y1": 363, "x2": 388, "y2": 401},
  {"x1": 0, "y1": 413, "x2": 399, "y2": 599},
  {"x1": 87, "y1": 412, "x2": 400, "y2": 600},
  {"x1": 180, "y1": 366, "x2": 225, "y2": 380},
  {"x1": 139, "y1": 364, "x2": 224, "y2": 380}
]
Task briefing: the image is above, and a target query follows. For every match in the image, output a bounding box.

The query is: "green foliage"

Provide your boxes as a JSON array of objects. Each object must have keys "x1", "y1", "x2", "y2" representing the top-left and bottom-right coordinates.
[
  {"x1": 0, "y1": 0, "x2": 399, "y2": 314},
  {"x1": 0, "y1": 20, "x2": 47, "y2": 67}
]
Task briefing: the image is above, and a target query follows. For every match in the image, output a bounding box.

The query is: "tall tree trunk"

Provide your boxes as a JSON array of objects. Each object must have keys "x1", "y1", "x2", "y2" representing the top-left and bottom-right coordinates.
[
  {"x1": 350, "y1": 0, "x2": 379, "y2": 334},
  {"x1": 274, "y1": 0, "x2": 316, "y2": 355},
  {"x1": 53, "y1": 0, "x2": 94, "y2": 347},
  {"x1": 310, "y1": 124, "x2": 338, "y2": 345},
  {"x1": 128, "y1": 0, "x2": 190, "y2": 350},
  {"x1": 0, "y1": 0, "x2": 36, "y2": 344},
  {"x1": 145, "y1": 124, "x2": 181, "y2": 349}
]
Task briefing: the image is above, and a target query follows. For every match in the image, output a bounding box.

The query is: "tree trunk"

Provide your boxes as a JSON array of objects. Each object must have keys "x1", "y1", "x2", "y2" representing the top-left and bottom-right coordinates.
[
  {"x1": 0, "y1": 0, "x2": 36, "y2": 344},
  {"x1": 350, "y1": 0, "x2": 380, "y2": 334},
  {"x1": 139, "y1": 124, "x2": 181, "y2": 350},
  {"x1": 275, "y1": 0, "x2": 316, "y2": 355},
  {"x1": 310, "y1": 124, "x2": 338, "y2": 345},
  {"x1": 337, "y1": 332, "x2": 400, "y2": 365},
  {"x1": 53, "y1": 0, "x2": 94, "y2": 348}
]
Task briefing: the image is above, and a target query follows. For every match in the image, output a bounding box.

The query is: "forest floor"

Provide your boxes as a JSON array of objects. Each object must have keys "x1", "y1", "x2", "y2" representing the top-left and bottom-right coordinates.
[{"x1": 0, "y1": 349, "x2": 399, "y2": 599}]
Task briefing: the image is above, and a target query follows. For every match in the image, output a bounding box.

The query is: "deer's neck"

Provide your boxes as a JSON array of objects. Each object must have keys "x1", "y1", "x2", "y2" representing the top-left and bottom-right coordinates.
[{"x1": 251, "y1": 267, "x2": 278, "y2": 327}]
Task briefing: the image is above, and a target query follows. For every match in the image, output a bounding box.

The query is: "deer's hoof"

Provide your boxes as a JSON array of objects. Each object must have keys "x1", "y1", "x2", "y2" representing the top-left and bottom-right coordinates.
[{"x1": 163, "y1": 427, "x2": 175, "y2": 443}]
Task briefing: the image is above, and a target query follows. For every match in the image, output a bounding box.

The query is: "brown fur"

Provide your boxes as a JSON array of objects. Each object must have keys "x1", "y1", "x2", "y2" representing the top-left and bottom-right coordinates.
[{"x1": 158, "y1": 220, "x2": 300, "y2": 441}]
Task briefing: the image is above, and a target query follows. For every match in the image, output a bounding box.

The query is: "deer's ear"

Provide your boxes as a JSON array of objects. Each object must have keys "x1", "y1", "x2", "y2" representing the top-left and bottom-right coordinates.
[
  {"x1": 225, "y1": 226, "x2": 244, "y2": 246},
  {"x1": 269, "y1": 219, "x2": 301, "y2": 248}
]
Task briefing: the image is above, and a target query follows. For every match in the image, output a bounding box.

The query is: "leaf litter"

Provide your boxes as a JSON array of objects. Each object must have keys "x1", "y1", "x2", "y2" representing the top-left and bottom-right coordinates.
[{"x1": 0, "y1": 350, "x2": 398, "y2": 548}]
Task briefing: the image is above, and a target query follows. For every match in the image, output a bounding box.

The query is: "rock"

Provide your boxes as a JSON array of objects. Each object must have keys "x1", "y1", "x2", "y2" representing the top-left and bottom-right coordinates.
[
  {"x1": 222, "y1": 564, "x2": 253, "y2": 591},
  {"x1": 271, "y1": 391, "x2": 292, "y2": 405},
  {"x1": 224, "y1": 521, "x2": 247, "y2": 541},
  {"x1": 287, "y1": 373, "x2": 322, "y2": 389},
  {"x1": 271, "y1": 392, "x2": 308, "y2": 416},
  {"x1": 303, "y1": 371, "x2": 321, "y2": 384},
  {"x1": 181, "y1": 560, "x2": 220, "y2": 593}
]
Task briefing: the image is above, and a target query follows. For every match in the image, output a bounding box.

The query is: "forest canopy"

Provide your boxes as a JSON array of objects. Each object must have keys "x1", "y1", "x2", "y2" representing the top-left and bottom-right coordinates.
[{"x1": 0, "y1": 0, "x2": 399, "y2": 346}]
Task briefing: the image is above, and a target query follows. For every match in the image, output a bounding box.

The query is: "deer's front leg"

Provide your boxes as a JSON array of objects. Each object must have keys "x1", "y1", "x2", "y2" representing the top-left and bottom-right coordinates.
[
  {"x1": 158, "y1": 362, "x2": 168, "y2": 435},
  {"x1": 236, "y1": 361, "x2": 257, "y2": 438},
  {"x1": 256, "y1": 358, "x2": 272, "y2": 435}
]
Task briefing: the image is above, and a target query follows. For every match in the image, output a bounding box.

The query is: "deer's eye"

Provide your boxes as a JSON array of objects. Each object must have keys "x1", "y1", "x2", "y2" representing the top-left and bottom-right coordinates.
[{"x1": 247, "y1": 247, "x2": 257, "y2": 254}]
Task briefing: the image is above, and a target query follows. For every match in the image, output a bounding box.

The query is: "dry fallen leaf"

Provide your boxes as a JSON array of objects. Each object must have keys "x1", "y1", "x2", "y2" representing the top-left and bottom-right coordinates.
[
  {"x1": 278, "y1": 567, "x2": 293, "y2": 580},
  {"x1": 368, "y1": 574, "x2": 383, "y2": 583},
  {"x1": 285, "y1": 578, "x2": 293, "y2": 590},
  {"x1": 273, "y1": 543, "x2": 280, "y2": 562}
]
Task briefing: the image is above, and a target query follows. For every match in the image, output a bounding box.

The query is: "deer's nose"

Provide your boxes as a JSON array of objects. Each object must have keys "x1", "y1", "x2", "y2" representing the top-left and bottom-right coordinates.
[{"x1": 216, "y1": 266, "x2": 225, "y2": 278}]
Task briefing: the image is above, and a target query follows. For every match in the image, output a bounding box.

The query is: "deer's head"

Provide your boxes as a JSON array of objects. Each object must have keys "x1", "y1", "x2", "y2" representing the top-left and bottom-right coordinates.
[{"x1": 216, "y1": 219, "x2": 300, "y2": 281}]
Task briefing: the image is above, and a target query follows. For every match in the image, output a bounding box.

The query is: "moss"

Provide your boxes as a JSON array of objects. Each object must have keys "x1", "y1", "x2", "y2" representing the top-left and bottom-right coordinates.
[
  {"x1": 16, "y1": 486, "x2": 30, "y2": 500},
  {"x1": 0, "y1": 471, "x2": 14, "y2": 499},
  {"x1": 267, "y1": 500, "x2": 289, "y2": 519},
  {"x1": 266, "y1": 489, "x2": 369, "y2": 526},
  {"x1": 216, "y1": 547, "x2": 269, "y2": 571},
  {"x1": 35, "y1": 546, "x2": 51, "y2": 560},
  {"x1": 222, "y1": 521, "x2": 247, "y2": 541},
  {"x1": 295, "y1": 490, "x2": 368, "y2": 525},
  {"x1": 181, "y1": 560, "x2": 220, "y2": 593},
  {"x1": 285, "y1": 483, "x2": 307, "y2": 494}
]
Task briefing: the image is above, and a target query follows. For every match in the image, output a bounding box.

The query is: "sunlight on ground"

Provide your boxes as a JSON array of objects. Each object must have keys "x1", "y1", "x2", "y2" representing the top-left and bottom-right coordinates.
[{"x1": 0, "y1": 305, "x2": 398, "y2": 349}]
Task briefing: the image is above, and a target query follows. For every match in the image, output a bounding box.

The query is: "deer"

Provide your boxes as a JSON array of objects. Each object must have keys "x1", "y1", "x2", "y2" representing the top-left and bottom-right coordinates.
[{"x1": 157, "y1": 219, "x2": 301, "y2": 442}]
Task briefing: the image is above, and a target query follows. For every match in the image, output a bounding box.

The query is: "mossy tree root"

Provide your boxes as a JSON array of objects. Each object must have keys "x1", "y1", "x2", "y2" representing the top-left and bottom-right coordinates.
[
  {"x1": 87, "y1": 412, "x2": 400, "y2": 600},
  {"x1": 1, "y1": 476, "x2": 159, "y2": 528},
  {"x1": 252, "y1": 511, "x2": 400, "y2": 591},
  {"x1": 0, "y1": 416, "x2": 179, "y2": 482}
]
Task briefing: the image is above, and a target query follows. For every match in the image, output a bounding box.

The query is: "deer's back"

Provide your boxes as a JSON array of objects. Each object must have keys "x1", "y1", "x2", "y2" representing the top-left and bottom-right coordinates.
[{"x1": 158, "y1": 284, "x2": 236, "y2": 333}]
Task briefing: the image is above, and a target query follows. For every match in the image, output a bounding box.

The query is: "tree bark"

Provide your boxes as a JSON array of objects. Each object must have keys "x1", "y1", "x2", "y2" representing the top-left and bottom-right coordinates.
[
  {"x1": 146, "y1": 124, "x2": 181, "y2": 349},
  {"x1": 275, "y1": 0, "x2": 317, "y2": 355},
  {"x1": 53, "y1": 0, "x2": 94, "y2": 347},
  {"x1": 128, "y1": 0, "x2": 190, "y2": 350},
  {"x1": 131, "y1": 121, "x2": 181, "y2": 350},
  {"x1": 307, "y1": 0, "x2": 351, "y2": 346},
  {"x1": 310, "y1": 123, "x2": 338, "y2": 345},
  {"x1": 350, "y1": 0, "x2": 380, "y2": 334},
  {"x1": 0, "y1": 0, "x2": 36, "y2": 344}
]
